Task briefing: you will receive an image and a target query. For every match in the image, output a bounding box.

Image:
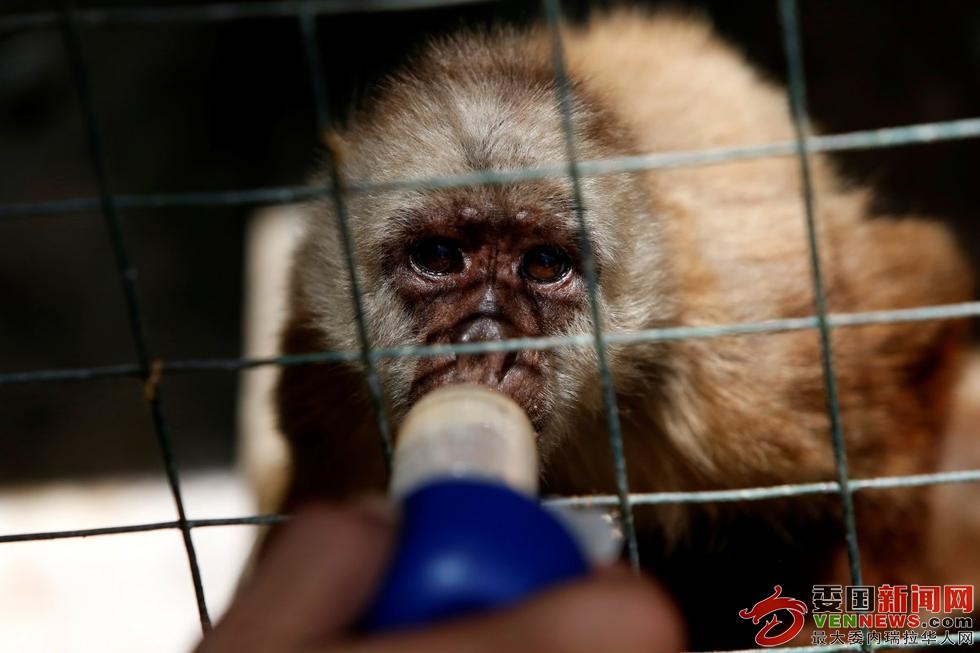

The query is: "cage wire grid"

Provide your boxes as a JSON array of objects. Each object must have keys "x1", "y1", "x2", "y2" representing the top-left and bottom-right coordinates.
[{"x1": 1, "y1": 0, "x2": 979, "y2": 649}]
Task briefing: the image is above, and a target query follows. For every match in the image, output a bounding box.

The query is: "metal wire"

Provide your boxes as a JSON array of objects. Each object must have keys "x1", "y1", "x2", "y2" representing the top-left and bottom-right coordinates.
[
  {"x1": 542, "y1": 0, "x2": 640, "y2": 570},
  {"x1": 3, "y1": 301, "x2": 980, "y2": 385},
  {"x1": 0, "y1": 515, "x2": 287, "y2": 545},
  {"x1": 779, "y1": 0, "x2": 865, "y2": 591},
  {"x1": 56, "y1": 1, "x2": 211, "y2": 632},
  {"x1": 295, "y1": 0, "x2": 394, "y2": 468},
  {"x1": 549, "y1": 468, "x2": 980, "y2": 508},
  {"x1": 1, "y1": 0, "x2": 979, "y2": 651},
  {"x1": 5, "y1": 467, "x2": 980, "y2": 545},
  {"x1": 3, "y1": 117, "x2": 980, "y2": 220}
]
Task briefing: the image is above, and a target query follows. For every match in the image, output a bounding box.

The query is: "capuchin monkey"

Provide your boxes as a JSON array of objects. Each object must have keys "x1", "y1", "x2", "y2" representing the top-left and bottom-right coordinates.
[{"x1": 263, "y1": 11, "x2": 975, "y2": 648}]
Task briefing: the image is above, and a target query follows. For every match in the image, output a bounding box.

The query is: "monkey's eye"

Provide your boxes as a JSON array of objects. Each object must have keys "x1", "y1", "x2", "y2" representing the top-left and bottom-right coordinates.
[
  {"x1": 409, "y1": 237, "x2": 465, "y2": 276},
  {"x1": 520, "y1": 245, "x2": 572, "y2": 284}
]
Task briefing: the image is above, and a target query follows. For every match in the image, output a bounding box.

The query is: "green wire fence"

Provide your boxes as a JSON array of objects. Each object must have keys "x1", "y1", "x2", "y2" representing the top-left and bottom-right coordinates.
[{"x1": 1, "y1": 0, "x2": 978, "y2": 649}]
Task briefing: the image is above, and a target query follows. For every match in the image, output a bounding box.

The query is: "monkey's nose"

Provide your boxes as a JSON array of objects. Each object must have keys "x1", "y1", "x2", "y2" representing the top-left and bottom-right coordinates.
[
  {"x1": 454, "y1": 316, "x2": 517, "y2": 384},
  {"x1": 456, "y1": 315, "x2": 508, "y2": 343}
]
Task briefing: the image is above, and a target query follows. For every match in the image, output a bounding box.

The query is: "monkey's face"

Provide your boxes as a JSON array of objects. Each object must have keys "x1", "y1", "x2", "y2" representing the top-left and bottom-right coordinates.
[
  {"x1": 296, "y1": 184, "x2": 617, "y2": 446},
  {"x1": 384, "y1": 197, "x2": 592, "y2": 434},
  {"x1": 291, "y1": 37, "x2": 667, "y2": 451}
]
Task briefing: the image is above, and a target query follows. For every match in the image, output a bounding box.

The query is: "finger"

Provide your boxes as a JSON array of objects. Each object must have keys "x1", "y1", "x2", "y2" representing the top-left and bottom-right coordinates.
[
  {"x1": 332, "y1": 568, "x2": 685, "y2": 653},
  {"x1": 200, "y1": 499, "x2": 396, "y2": 652}
]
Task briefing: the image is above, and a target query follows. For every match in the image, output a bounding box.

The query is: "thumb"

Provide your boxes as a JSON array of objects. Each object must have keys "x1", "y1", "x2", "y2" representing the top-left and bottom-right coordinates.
[{"x1": 200, "y1": 498, "x2": 396, "y2": 652}]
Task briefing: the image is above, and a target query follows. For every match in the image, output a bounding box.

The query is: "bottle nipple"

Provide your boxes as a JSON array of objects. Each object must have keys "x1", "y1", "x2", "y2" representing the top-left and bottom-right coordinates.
[{"x1": 390, "y1": 384, "x2": 538, "y2": 500}]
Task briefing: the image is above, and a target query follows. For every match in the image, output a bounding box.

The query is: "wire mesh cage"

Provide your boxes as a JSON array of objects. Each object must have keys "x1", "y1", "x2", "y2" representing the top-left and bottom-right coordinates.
[{"x1": 1, "y1": 0, "x2": 979, "y2": 650}]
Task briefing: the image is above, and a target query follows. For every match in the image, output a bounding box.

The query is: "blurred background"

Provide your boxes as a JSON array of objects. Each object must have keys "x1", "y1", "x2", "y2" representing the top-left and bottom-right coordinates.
[{"x1": 1, "y1": 0, "x2": 978, "y2": 650}]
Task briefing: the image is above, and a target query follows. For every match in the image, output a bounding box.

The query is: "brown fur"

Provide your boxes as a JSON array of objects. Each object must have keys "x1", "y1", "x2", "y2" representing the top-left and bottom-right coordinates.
[{"x1": 270, "y1": 12, "x2": 973, "y2": 648}]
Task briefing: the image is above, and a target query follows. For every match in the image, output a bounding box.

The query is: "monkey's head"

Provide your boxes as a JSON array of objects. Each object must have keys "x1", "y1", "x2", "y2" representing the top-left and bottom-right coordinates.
[{"x1": 283, "y1": 32, "x2": 671, "y2": 459}]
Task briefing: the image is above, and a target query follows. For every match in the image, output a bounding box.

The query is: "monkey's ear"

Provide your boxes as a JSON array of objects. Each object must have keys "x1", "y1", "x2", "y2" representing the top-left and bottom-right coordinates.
[{"x1": 275, "y1": 319, "x2": 389, "y2": 511}]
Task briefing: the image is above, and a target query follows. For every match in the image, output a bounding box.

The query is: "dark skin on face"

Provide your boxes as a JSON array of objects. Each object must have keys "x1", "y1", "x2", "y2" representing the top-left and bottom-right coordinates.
[{"x1": 385, "y1": 203, "x2": 588, "y2": 431}]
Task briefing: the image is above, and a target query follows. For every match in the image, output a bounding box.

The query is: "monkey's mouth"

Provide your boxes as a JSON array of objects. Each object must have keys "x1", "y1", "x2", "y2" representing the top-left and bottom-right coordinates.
[{"x1": 409, "y1": 352, "x2": 549, "y2": 433}]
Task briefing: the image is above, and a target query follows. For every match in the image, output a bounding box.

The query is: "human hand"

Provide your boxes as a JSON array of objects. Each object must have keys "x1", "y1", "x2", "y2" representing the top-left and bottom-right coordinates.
[{"x1": 196, "y1": 500, "x2": 684, "y2": 653}]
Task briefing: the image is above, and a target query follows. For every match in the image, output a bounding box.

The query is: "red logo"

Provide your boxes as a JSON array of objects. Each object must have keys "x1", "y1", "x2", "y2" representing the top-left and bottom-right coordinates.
[{"x1": 739, "y1": 585, "x2": 809, "y2": 647}]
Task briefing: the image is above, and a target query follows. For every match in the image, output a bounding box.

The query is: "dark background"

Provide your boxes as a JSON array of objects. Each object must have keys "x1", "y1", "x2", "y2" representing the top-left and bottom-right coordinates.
[{"x1": 1, "y1": 0, "x2": 978, "y2": 484}]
